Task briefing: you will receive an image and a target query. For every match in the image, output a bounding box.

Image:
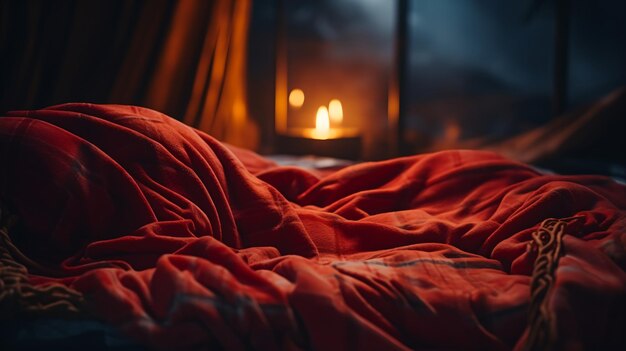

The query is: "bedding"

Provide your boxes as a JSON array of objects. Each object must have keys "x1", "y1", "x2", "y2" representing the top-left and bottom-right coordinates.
[{"x1": 0, "y1": 103, "x2": 625, "y2": 350}]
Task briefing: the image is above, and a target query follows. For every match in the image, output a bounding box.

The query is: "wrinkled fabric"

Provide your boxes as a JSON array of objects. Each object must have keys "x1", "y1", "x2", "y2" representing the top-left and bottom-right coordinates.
[{"x1": 1, "y1": 103, "x2": 625, "y2": 350}]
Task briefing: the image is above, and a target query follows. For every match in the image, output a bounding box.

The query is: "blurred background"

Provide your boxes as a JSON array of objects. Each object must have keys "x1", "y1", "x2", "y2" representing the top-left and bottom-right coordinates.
[{"x1": 1, "y1": 0, "x2": 625, "y2": 175}]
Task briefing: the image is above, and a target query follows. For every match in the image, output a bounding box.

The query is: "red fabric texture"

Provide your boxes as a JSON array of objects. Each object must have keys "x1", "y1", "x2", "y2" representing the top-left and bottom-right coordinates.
[{"x1": 1, "y1": 103, "x2": 625, "y2": 350}]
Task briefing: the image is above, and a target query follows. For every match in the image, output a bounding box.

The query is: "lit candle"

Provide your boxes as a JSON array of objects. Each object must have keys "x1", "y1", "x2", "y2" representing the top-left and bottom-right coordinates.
[
  {"x1": 313, "y1": 106, "x2": 330, "y2": 139},
  {"x1": 328, "y1": 99, "x2": 343, "y2": 125},
  {"x1": 276, "y1": 98, "x2": 361, "y2": 159}
]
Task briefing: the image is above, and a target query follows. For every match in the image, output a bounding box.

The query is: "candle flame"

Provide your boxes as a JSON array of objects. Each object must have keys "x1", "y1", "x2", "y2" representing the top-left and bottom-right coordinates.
[
  {"x1": 314, "y1": 106, "x2": 330, "y2": 139},
  {"x1": 328, "y1": 99, "x2": 343, "y2": 124},
  {"x1": 288, "y1": 89, "x2": 305, "y2": 108}
]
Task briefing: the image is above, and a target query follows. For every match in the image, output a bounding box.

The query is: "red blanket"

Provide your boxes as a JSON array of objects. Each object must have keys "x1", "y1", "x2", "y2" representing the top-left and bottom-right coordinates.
[{"x1": 1, "y1": 103, "x2": 625, "y2": 350}]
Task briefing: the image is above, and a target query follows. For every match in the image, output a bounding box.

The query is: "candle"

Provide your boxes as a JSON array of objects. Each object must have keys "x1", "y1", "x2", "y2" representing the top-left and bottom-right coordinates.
[
  {"x1": 328, "y1": 99, "x2": 343, "y2": 125},
  {"x1": 312, "y1": 106, "x2": 330, "y2": 140},
  {"x1": 276, "y1": 96, "x2": 362, "y2": 159}
]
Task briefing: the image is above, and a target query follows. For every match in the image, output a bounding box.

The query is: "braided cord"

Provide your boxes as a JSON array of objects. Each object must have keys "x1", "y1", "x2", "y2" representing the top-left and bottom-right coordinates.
[{"x1": 525, "y1": 216, "x2": 583, "y2": 350}]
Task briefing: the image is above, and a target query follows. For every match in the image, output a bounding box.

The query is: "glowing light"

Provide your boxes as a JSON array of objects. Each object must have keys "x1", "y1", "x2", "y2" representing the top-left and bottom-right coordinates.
[
  {"x1": 313, "y1": 106, "x2": 330, "y2": 139},
  {"x1": 288, "y1": 89, "x2": 305, "y2": 108},
  {"x1": 328, "y1": 99, "x2": 343, "y2": 124}
]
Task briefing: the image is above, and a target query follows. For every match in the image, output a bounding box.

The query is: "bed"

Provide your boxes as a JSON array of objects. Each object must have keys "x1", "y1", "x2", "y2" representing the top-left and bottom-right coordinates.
[{"x1": 1, "y1": 103, "x2": 625, "y2": 350}]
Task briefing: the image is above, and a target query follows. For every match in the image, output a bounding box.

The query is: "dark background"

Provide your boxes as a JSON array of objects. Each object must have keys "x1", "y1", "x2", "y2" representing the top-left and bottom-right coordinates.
[{"x1": 1, "y1": 0, "x2": 625, "y2": 171}]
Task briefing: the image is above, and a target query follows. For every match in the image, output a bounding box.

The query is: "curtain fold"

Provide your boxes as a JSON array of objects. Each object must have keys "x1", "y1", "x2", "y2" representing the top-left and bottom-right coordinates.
[
  {"x1": 1, "y1": 0, "x2": 257, "y2": 150},
  {"x1": 146, "y1": 0, "x2": 256, "y2": 149}
]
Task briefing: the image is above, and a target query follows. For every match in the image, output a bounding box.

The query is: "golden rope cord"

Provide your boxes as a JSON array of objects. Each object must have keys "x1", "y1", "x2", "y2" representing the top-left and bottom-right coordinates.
[{"x1": 524, "y1": 216, "x2": 584, "y2": 351}]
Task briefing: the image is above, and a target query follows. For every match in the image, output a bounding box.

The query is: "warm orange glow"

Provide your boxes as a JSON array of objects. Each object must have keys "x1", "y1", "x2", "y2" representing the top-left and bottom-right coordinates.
[
  {"x1": 328, "y1": 99, "x2": 343, "y2": 124},
  {"x1": 313, "y1": 106, "x2": 330, "y2": 139},
  {"x1": 288, "y1": 89, "x2": 305, "y2": 108}
]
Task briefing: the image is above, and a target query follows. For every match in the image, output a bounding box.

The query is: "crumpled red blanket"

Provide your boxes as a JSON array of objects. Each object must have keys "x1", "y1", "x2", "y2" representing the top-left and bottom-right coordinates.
[{"x1": 1, "y1": 103, "x2": 625, "y2": 350}]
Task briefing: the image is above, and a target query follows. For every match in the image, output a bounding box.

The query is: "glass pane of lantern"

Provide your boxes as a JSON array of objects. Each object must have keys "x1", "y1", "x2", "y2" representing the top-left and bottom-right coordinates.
[
  {"x1": 276, "y1": 0, "x2": 395, "y2": 160},
  {"x1": 403, "y1": 0, "x2": 554, "y2": 151}
]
